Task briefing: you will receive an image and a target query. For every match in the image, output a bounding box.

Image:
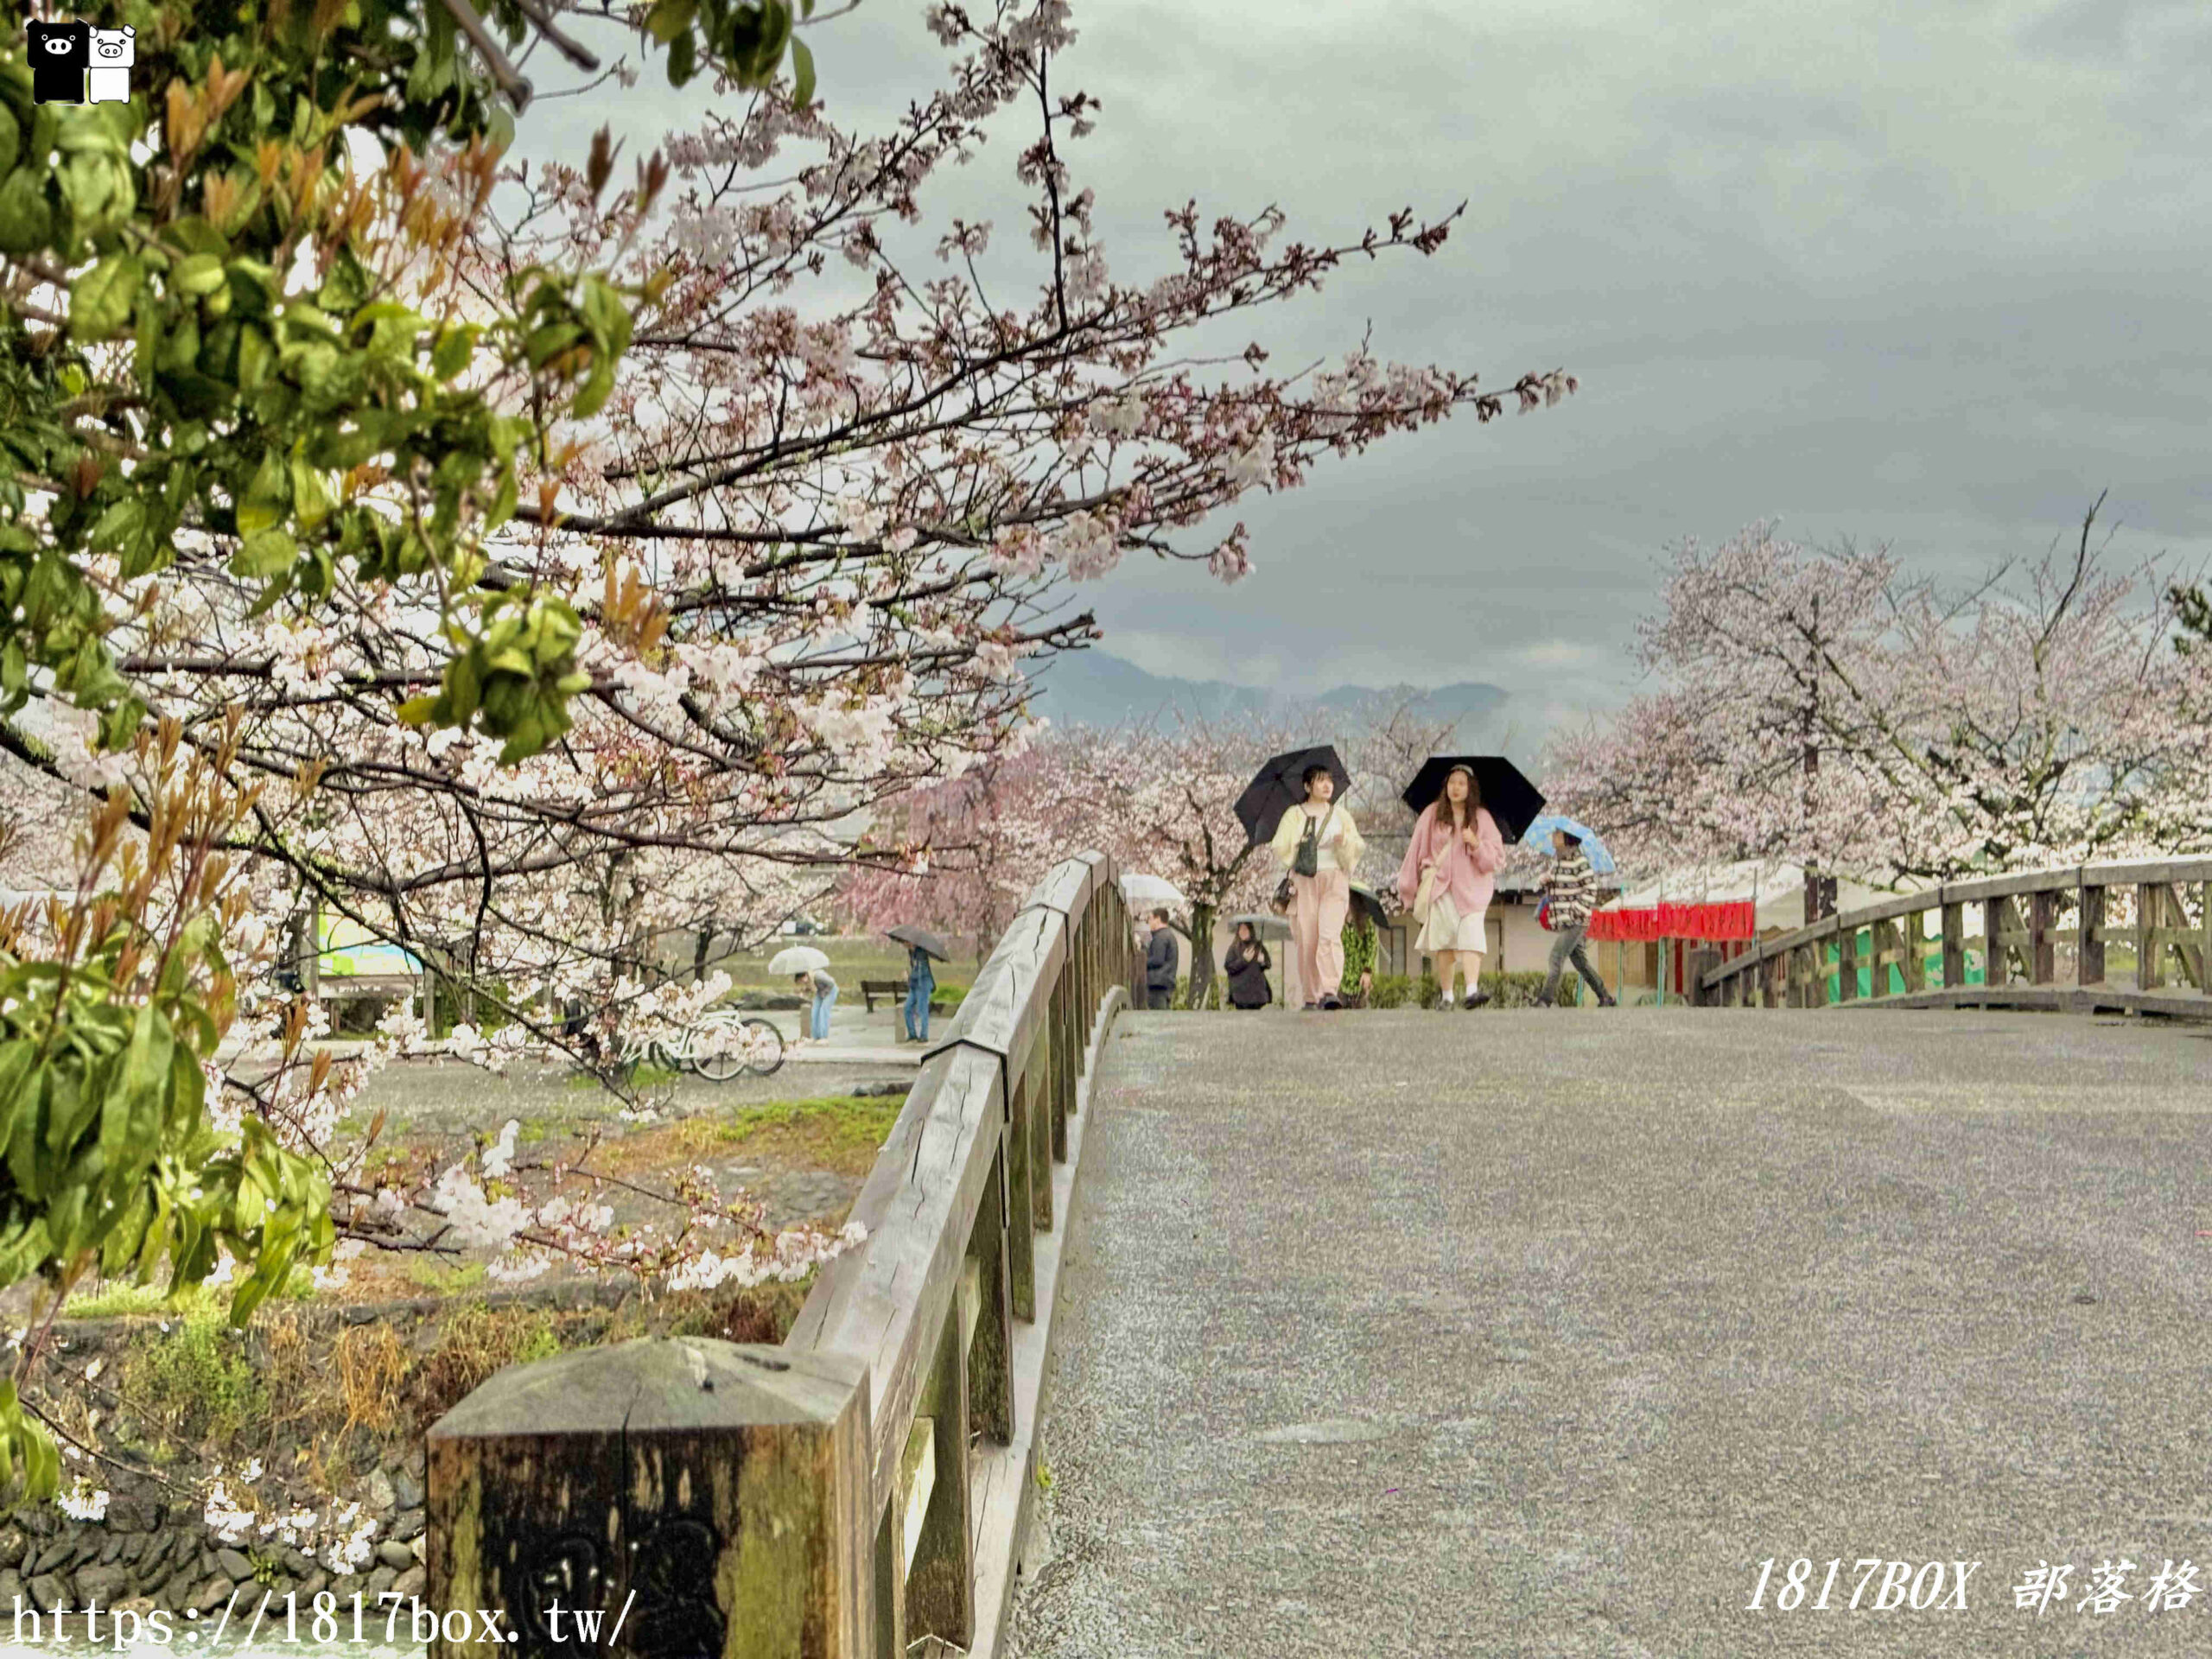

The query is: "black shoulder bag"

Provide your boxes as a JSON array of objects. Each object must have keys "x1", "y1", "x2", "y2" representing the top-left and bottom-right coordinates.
[{"x1": 1273, "y1": 801, "x2": 1338, "y2": 912}]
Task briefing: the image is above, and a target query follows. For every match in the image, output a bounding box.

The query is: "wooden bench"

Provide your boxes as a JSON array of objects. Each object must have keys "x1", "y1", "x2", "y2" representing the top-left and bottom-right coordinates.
[{"x1": 861, "y1": 978, "x2": 951, "y2": 1014}]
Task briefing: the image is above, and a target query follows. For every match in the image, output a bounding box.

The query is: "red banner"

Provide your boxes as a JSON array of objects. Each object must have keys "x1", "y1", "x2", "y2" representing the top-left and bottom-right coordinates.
[{"x1": 1585, "y1": 900, "x2": 1757, "y2": 943}]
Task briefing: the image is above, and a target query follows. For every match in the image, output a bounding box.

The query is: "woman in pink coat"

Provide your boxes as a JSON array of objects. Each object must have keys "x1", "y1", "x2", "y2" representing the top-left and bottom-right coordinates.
[{"x1": 1395, "y1": 765, "x2": 1505, "y2": 1008}]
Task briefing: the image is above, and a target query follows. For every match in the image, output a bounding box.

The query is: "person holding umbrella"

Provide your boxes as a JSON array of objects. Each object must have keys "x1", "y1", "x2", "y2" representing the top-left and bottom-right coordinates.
[
  {"x1": 1535, "y1": 828, "x2": 1617, "y2": 1007},
  {"x1": 1395, "y1": 763, "x2": 1506, "y2": 1008},
  {"x1": 1144, "y1": 908, "x2": 1179, "y2": 1009},
  {"x1": 1224, "y1": 919, "x2": 1274, "y2": 1010},
  {"x1": 1267, "y1": 761, "x2": 1365, "y2": 1010},
  {"x1": 770, "y1": 945, "x2": 838, "y2": 1040},
  {"x1": 887, "y1": 925, "x2": 950, "y2": 1042}
]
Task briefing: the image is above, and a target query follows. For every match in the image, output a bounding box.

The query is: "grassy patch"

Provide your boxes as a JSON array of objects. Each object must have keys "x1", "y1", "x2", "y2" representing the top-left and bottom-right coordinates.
[
  {"x1": 118, "y1": 1311, "x2": 270, "y2": 1445},
  {"x1": 601, "y1": 1093, "x2": 906, "y2": 1179},
  {"x1": 75, "y1": 1281, "x2": 817, "y2": 1495},
  {"x1": 564, "y1": 1059, "x2": 683, "y2": 1091},
  {"x1": 67, "y1": 1269, "x2": 316, "y2": 1319},
  {"x1": 406, "y1": 1258, "x2": 490, "y2": 1295}
]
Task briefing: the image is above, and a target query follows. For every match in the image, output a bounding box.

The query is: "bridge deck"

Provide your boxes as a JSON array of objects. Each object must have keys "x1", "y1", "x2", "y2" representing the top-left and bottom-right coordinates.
[{"x1": 1008, "y1": 1007, "x2": 2212, "y2": 1657}]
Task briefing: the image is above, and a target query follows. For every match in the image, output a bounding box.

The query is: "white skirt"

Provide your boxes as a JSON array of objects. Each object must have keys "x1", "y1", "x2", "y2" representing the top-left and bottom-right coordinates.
[{"x1": 1448, "y1": 905, "x2": 1490, "y2": 953}]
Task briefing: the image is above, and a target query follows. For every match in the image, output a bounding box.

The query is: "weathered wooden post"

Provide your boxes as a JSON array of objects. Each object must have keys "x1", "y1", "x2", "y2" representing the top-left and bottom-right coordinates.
[
  {"x1": 1940, "y1": 893, "x2": 1965, "y2": 990},
  {"x1": 1982, "y1": 900, "x2": 2009, "y2": 992},
  {"x1": 1904, "y1": 907, "x2": 1929, "y2": 995},
  {"x1": 425, "y1": 1338, "x2": 873, "y2": 1658},
  {"x1": 2136, "y1": 881, "x2": 2163, "y2": 991},
  {"x1": 2029, "y1": 887, "x2": 2057, "y2": 985},
  {"x1": 2198, "y1": 874, "x2": 2212, "y2": 992},
  {"x1": 2075, "y1": 877, "x2": 2106, "y2": 987},
  {"x1": 1685, "y1": 946, "x2": 1721, "y2": 1005}
]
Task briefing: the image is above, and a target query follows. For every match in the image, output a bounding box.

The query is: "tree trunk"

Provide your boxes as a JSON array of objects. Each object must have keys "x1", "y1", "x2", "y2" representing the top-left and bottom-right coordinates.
[
  {"x1": 693, "y1": 926, "x2": 714, "y2": 983},
  {"x1": 1802, "y1": 594, "x2": 1836, "y2": 923},
  {"x1": 1184, "y1": 903, "x2": 1217, "y2": 1009}
]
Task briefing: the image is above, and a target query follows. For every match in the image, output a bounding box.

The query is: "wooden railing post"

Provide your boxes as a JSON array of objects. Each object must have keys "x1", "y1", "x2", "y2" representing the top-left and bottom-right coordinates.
[
  {"x1": 1005, "y1": 1052, "x2": 1037, "y2": 1323},
  {"x1": 2137, "y1": 882, "x2": 2163, "y2": 991},
  {"x1": 903, "y1": 1284, "x2": 976, "y2": 1650},
  {"x1": 426, "y1": 1341, "x2": 874, "y2": 1659},
  {"x1": 2198, "y1": 876, "x2": 2212, "y2": 991},
  {"x1": 1023, "y1": 1025, "x2": 1053, "y2": 1236},
  {"x1": 2029, "y1": 888, "x2": 2056, "y2": 985},
  {"x1": 1983, "y1": 900, "x2": 2009, "y2": 991},
  {"x1": 967, "y1": 1149, "x2": 1014, "y2": 1446},
  {"x1": 2076, "y1": 879, "x2": 2106, "y2": 986}
]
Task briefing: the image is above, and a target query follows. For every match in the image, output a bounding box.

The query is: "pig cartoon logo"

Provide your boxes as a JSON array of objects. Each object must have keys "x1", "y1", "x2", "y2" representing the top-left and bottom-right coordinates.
[
  {"x1": 27, "y1": 18, "x2": 90, "y2": 105},
  {"x1": 86, "y1": 26, "x2": 135, "y2": 104}
]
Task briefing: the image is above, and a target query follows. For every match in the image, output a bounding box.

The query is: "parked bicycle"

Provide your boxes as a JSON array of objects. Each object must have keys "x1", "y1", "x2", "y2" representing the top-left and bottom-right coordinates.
[
  {"x1": 582, "y1": 1009, "x2": 785, "y2": 1080},
  {"x1": 671, "y1": 1009, "x2": 785, "y2": 1081}
]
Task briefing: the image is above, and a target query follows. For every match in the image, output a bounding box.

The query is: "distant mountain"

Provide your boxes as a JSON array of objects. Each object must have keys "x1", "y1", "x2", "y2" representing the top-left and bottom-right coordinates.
[{"x1": 1025, "y1": 649, "x2": 1510, "y2": 741}]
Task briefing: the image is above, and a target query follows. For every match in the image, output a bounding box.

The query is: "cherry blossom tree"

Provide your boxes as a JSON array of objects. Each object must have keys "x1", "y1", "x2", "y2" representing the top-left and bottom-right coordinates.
[
  {"x1": 2, "y1": 0, "x2": 1582, "y2": 1510},
  {"x1": 1542, "y1": 503, "x2": 2212, "y2": 889}
]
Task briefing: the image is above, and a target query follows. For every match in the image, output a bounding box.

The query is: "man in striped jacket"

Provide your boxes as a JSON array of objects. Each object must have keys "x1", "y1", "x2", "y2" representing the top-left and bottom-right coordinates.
[{"x1": 1539, "y1": 830, "x2": 1618, "y2": 1007}]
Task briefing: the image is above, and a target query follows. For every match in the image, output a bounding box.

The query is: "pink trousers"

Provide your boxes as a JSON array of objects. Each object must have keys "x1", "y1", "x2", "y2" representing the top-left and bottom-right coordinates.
[{"x1": 1290, "y1": 868, "x2": 1351, "y2": 1002}]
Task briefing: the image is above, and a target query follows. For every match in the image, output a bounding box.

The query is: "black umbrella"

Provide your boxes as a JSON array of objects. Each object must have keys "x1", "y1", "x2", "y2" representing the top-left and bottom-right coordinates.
[
  {"x1": 1400, "y1": 755, "x2": 1546, "y2": 845},
  {"x1": 1345, "y1": 882, "x2": 1392, "y2": 934},
  {"x1": 887, "y1": 925, "x2": 952, "y2": 962},
  {"x1": 1234, "y1": 744, "x2": 1351, "y2": 846}
]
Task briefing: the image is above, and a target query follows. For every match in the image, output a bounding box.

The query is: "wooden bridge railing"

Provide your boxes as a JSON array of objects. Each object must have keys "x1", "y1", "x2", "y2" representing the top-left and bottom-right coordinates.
[
  {"x1": 426, "y1": 851, "x2": 1135, "y2": 1659},
  {"x1": 1696, "y1": 858, "x2": 2212, "y2": 1017}
]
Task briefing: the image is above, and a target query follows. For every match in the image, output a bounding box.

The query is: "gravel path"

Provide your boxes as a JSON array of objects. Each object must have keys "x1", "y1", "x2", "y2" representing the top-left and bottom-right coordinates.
[{"x1": 1011, "y1": 1007, "x2": 2212, "y2": 1658}]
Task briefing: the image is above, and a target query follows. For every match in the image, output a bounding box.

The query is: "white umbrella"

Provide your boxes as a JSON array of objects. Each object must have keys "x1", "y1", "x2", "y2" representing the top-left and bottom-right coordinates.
[
  {"x1": 768, "y1": 945, "x2": 830, "y2": 976},
  {"x1": 1121, "y1": 873, "x2": 1187, "y2": 911}
]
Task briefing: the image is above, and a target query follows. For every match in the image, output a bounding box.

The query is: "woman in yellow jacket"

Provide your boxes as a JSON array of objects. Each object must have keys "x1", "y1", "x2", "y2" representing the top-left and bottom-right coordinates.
[{"x1": 1270, "y1": 765, "x2": 1365, "y2": 1009}]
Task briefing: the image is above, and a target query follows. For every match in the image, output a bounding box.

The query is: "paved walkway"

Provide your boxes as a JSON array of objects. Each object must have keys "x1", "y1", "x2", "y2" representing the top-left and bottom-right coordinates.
[{"x1": 1009, "y1": 1007, "x2": 2212, "y2": 1657}]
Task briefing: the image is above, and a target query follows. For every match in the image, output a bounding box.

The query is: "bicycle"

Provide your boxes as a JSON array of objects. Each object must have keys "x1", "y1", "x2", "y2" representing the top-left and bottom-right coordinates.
[{"x1": 675, "y1": 1009, "x2": 785, "y2": 1081}]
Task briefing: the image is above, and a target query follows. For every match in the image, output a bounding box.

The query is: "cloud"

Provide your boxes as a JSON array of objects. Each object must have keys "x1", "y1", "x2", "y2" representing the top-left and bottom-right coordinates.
[{"x1": 496, "y1": 0, "x2": 2212, "y2": 755}]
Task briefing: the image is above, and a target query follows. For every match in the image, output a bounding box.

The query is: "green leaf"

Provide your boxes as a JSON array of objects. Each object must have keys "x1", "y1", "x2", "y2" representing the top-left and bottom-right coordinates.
[
  {"x1": 789, "y1": 37, "x2": 816, "y2": 107},
  {"x1": 70, "y1": 253, "x2": 142, "y2": 340},
  {"x1": 237, "y1": 447, "x2": 290, "y2": 534},
  {"x1": 116, "y1": 1004, "x2": 174, "y2": 1134},
  {"x1": 230, "y1": 527, "x2": 296, "y2": 580},
  {"x1": 0, "y1": 168, "x2": 54, "y2": 257},
  {"x1": 668, "y1": 27, "x2": 698, "y2": 87},
  {"x1": 87, "y1": 495, "x2": 148, "y2": 554},
  {"x1": 645, "y1": 0, "x2": 697, "y2": 43},
  {"x1": 432, "y1": 325, "x2": 476, "y2": 379},
  {"x1": 236, "y1": 322, "x2": 274, "y2": 393},
  {"x1": 172, "y1": 251, "x2": 227, "y2": 297}
]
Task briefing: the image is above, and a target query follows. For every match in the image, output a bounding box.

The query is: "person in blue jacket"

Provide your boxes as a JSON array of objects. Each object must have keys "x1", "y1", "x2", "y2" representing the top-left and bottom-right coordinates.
[{"x1": 903, "y1": 943, "x2": 936, "y2": 1042}]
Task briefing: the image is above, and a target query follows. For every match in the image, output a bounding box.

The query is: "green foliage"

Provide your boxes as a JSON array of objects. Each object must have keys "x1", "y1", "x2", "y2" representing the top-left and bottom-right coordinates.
[
  {"x1": 1163, "y1": 975, "x2": 1220, "y2": 1010},
  {"x1": 406, "y1": 1256, "x2": 488, "y2": 1294},
  {"x1": 0, "y1": 0, "x2": 824, "y2": 1505},
  {"x1": 1340, "y1": 918, "x2": 1378, "y2": 987},
  {"x1": 2177, "y1": 583, "x2": 2212, "y2": 656},
  {"x1": 65, "y1": 1265, "x2": 315, "y2": 1318},
  {"x1": 118, "y1": 1309, "x2": 270, "y2": 1445},
  {"x1": 0, "y1": 0, "x2": 814, "y2": 761},
  {"x1": 1366, "y1": 973, "x2": 1435, "y2": 1009},
  {"x1": 682, "y1": 1093, "x2": 904, "y2": 1171}
]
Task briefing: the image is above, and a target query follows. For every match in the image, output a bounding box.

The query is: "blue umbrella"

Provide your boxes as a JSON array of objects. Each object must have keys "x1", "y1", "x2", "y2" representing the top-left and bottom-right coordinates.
[{"x1": 1521, "y1": 814, "x2": 1616, "y2": 875}]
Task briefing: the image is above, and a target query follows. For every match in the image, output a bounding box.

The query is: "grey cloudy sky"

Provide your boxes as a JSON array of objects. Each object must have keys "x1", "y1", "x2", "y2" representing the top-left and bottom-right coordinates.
[{"x1": 508, "y1": 0, "x2": 2212, "y2": 747}]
